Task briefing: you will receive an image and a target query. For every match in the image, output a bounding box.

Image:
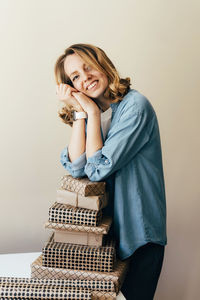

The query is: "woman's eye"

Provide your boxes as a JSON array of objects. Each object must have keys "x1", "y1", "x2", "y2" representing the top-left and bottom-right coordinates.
[{"x1": 72, "y1": 75, "x2": 79, "y2": 81}]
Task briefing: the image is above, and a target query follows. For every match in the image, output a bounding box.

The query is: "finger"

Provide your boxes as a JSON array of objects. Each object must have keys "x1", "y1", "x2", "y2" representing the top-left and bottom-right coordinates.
[
  {"x1": 71, "y1": 92, "x2": 80, "y2": 101},
  {"x1": 60, "y1": 83, "x2": 66, "y2": 93},
  {"x1": 56, "y1": 84, "x2": 63, "y2": 95},
  {"x1": 66, "y1": 88, "x2": 77, "y2": 98},
  {"x1": 68, "y1": 86, "x2": 78, "y2": 96},
  {"x1": 62, "y1": 84, "x2": 73, "y2": 95},
  {"x1": 71, "y1": 92, "x2": 86, "y2": 104},
  {"x1": 56, "y1": 85, "x2": 60, "y2": 94},
  {"x1": 70, "y1": 87, "x2": 78, "y2": 92},
  {"x1": 71, "y1": 91, "x2": 81, "y2": 97}
]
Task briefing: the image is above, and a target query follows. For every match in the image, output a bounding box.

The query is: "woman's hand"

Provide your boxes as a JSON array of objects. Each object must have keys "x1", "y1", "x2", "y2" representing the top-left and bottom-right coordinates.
[
  {"x1": 72, "y1": 91, "x2": 100, "y2": 115},
  {"x1": 56, "y1": 83, "x2": 84, "y2": 112}
]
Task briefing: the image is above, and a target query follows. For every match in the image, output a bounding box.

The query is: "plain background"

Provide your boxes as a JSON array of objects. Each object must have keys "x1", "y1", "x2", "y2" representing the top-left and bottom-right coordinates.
[{"x1": 0, "y1": 0, "x2": 199, "y2": 299}]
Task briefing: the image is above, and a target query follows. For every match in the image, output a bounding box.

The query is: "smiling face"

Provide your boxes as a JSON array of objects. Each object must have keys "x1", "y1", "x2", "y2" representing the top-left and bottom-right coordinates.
[{"x1": 64, "y1": 53, "x2": 109, "y2": 101}]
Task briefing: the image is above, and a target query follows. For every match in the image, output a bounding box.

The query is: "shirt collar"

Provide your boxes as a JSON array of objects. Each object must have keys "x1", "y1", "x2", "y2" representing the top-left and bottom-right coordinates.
[
  {"x1": 110, "y1": 89, "x2": 134, "y2": 113},
  {"x1": 110, "y1": 101, "x2": 120, "y2": 113}
]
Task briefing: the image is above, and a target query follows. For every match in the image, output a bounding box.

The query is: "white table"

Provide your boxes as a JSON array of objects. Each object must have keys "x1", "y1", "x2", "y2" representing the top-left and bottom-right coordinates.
[{"x1": 0, "y1": 252, "x2": 126, "y2": 299}]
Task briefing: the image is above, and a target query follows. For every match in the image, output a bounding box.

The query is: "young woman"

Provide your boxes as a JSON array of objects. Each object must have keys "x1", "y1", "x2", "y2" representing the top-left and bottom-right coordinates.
[{"x1": 55, "y1": 43, "x2": 167, "y2": 300}]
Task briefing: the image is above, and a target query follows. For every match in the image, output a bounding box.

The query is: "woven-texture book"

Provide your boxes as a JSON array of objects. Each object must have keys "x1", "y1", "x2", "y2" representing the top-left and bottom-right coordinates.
[
  {"x1": 45, "y1": 216, "x2": 112, "y2": 235},
  {"x1": 0, "y1": 277, "x2": 115, "y2": 292},
  {"x1": 60, "y1": 175, "x2": 106, "y2": 196},
  {"x1": 0, "y1": 277, "x2": 117, "y2": 300},
  {"x1": 0, "y1": 282, "x2": 91, "y2": 299},
  {"x1": 49, "y1": 203, "x2": 102, "y2": 227},
  {"x1": 42, "y1": 234, "x2": 116, "y2": 273},
  {"x1": 31, "y1": 254, "x2": 129, "y2": 294}
]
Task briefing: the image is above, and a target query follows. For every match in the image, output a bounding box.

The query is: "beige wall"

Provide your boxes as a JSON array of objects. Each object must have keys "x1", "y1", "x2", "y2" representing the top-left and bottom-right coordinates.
[{"x1": 0, "y1": 0, "x2": 200, "y2": 299}]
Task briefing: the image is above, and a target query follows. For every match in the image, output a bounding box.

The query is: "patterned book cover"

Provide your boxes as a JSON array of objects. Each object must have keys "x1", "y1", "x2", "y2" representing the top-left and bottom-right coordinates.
[
  {"x1": 49, "y1": 202, "x2": 102, "y2": 227},
  {"x1": 42, "y1": 234, "x2": 116, "y2": 273},
  {"x1": 31, "y1": 254, "x2": 130, "y2": 294},
  {"x1": 45, "y1": 216, "x2": 112, "y2": 235},
  {"x1": 0, "y1": 282, "x2": 91, "y2": 299},
  {"x1": 0, "y1": 277, "x2": 116, "y2": 299},
  {"x1": 60, "y1": 175, "x2": 106, "y2": 196},
  {"x1": 0, "y1": 277, "x2": 115, "y2": 292}
]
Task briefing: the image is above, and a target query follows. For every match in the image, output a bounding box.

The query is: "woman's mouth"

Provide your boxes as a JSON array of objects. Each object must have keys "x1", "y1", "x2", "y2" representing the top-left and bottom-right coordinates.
[{"x1": 87, "y1": 80, "x2": 98, "y2": 91}]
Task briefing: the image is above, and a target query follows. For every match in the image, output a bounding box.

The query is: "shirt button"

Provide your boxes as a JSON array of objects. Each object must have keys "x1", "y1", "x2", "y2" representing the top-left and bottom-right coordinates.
[{"x1": 105, "y1": 159, "x2": 109, "y2": 164}]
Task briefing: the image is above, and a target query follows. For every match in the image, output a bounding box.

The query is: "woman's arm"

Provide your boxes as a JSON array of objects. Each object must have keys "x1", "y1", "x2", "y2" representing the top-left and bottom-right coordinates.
[
  {"x1": 68, "y1": 118, "x2": 86, "y2": 162},
  {"x1": 83, "y1": 98, "x2": 156, "y2": 181},
  {"x1": 70, "y1": 91, "x2": 103, "y2": 159},
  {"x1": 86, "y1": 111, "x2": 103, "y2": 159},
  {"x1": 56, "y1": 84, "x2": 87, "y2": 163},
  {"x1": 60, "y1": 116, "x2": 87, "y2": 177},
  {"x1": 60, "y1": 91, "x2": 103, "y2": 178},
  {"x1": 60, "y1": 109, "x2": 103, "y2": 178},
  {"x1": 68, "y1": 104, "x2": 103, "y2": 163}
]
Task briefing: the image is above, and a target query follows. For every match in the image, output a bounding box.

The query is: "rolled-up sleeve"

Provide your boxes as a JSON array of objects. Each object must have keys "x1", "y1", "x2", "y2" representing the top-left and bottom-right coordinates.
[
  {"x1": 84, "y1": 107, "x2": 155, "y2": 182},
  {"x1": 60, "y1": 147, "x2": 87, "y2": 178}
]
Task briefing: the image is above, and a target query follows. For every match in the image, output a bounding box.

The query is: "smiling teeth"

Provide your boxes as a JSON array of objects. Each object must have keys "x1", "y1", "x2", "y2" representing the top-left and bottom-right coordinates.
[{"x1": 88, "y1": 81, "x2": 97, "y2": 90}]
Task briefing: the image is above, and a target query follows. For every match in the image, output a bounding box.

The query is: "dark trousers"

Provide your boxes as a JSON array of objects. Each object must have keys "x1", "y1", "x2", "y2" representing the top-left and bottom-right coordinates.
[{"x1": 121, "y1": 242, "x2": 165, "y2": 300}]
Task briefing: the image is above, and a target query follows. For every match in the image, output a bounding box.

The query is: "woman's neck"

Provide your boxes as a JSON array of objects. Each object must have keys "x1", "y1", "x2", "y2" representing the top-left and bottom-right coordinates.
[{"x1": 96, "y1": 97, "x2": 112, "y2": 112}]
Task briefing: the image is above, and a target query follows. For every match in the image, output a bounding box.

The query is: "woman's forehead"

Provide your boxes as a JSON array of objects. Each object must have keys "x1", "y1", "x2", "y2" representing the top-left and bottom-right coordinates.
[{"x1": 64, "y1": 53, "x2": 86, "y2": 77}]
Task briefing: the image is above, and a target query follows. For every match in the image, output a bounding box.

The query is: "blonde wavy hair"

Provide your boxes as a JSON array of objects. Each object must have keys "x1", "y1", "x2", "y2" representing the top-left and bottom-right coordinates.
[{"x1": 54, "y1": 43, "x2": 131, "y2": 126}]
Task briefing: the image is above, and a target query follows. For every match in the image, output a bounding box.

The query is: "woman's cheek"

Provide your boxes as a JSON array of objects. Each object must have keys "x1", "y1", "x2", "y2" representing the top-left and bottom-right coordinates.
[{"x1": 77, "y1": 82, "x2": 82, "y2": 92}]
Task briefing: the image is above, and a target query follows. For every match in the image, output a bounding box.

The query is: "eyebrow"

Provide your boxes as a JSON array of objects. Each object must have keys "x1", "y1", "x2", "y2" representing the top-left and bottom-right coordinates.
[{"x1": 69, "y1": 63, "x2": 87, "y2": 78}]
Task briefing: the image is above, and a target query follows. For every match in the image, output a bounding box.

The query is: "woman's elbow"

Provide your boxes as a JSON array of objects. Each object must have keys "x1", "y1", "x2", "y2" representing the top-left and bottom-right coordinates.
[
  {"x1": 61, "y1": 162, "x2": 86, "y2": 179},
  {"x1": 85, "y1": 170, "x2": 108, "y2": 182},
  {"x1": 71, "y1": 169, "x2": 86, "y2": 178}
]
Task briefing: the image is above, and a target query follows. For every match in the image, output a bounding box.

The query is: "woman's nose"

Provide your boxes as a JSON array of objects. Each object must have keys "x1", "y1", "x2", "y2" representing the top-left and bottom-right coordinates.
[{"x1": 82, "y1": 70, "x2": 91, "y2": 81}]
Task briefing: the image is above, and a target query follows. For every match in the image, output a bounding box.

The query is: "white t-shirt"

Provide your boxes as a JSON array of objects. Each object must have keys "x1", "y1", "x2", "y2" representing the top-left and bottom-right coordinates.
[{"x1": 100, "y1": 107, "x2": 112, "y2": 141}]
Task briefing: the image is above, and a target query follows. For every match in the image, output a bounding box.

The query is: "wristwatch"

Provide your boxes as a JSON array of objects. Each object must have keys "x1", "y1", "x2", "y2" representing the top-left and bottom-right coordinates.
[{"x1": 72, "y1": 110, "x2": 88, "y2": 121}]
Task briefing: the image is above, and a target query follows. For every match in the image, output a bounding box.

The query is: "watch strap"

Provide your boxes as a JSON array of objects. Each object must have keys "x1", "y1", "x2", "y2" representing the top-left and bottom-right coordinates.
[{"x1": 73, "y1": 111, "x2": 88, "y2": 121}]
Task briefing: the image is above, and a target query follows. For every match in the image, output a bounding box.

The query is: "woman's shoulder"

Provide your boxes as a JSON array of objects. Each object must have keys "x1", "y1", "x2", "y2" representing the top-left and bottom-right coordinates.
[{"x1": 120, "y1": 89, "x2": 156, "y2": 117}]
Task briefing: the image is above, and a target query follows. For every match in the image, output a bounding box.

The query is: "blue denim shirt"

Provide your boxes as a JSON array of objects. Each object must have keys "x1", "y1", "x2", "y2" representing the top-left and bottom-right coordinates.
[{"x1": 60, "y1": 89, "x2": 167, "y2": 260}]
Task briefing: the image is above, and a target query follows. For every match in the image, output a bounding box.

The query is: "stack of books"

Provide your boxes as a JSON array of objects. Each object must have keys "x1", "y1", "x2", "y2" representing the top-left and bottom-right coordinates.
[{"x1": 0, "y1": 175, "x2": 130, "y2": 300}]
